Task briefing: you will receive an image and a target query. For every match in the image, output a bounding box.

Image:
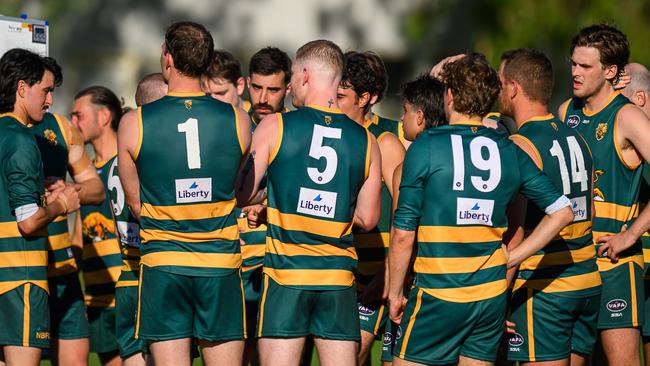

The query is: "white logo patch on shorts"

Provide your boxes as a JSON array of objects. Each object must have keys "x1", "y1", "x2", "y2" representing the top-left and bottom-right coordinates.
[
  {"x1": 296, "y1": 187, "x2": 337, "y2": 218},
  {"x1": 456, "y1": 197, "x2": 494, "y2": 226},
  {"x1": 175, "y1": 178, "x2": 212, "y2": 203}
]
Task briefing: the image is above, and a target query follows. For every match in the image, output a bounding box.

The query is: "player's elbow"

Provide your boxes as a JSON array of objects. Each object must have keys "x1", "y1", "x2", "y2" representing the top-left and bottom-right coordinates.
[
  {"x1": 355, "y1": 209, "x2": 380, "y2": 232},
  {"x1": 553, "y1": 206, "x2": 574, "y2": 226},
  {"x1": 17, "y1": 217, "x2": 41, "y2": 236},
  {"x1": 86, "y1": 178, "x2": 106, "y2": 205}
]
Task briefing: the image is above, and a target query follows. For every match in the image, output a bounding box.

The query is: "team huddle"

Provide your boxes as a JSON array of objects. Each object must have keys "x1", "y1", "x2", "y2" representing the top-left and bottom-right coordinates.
[{"x1": 1, "y1": 19, "x2": 650, "y2": 366}]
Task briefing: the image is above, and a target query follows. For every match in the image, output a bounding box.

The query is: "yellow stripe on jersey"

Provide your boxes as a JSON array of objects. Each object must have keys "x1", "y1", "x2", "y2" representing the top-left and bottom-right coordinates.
[
  {"x1": 266, "y1": 207, "x2": 353, "y2": 238},
  {"x1": 84, "y1": 266, "x2": 121, "y2": 286},
  {"x1": 241, "y1": 243, "x2": 265, "y2": 260},
  {"x1": 141, "y1": 199, "x2": 236, "y2": 221},
  {"x1": 140, "y1": 224, "x2": 239, "y2": 243},
  {"x1": 594, "y1": 201, "x2": 638, "y2": 222},
  {"x1": 22, "y1": 283, "x2": 30, "y2": 347},
  {"x1": 48, "y1": 232, "x2": 72, "y2": 250},
  {"x1": 0, "y1": 280, "x2": 49, "y2": 296},
  {"x1": 527, "y1": 288, "x2": 536, "y2": 362},
  {"x1": 121, "y1": 260, "x2": 140, "y2": 272},
  {"x1": 141, "y1": 251, "x2": 242, "y2": 269},
  {"x1": 629, "y1": 262, "x2": 639, "y2": 326},
  {"x1": 557, "y1": 221, "x2": 592, "y2": 241},
  {"x1": 596, "y1": 254, "x2": 643, "y2": 272},
  {"x1": 0, "y1": 251, "x2": 47, "y2": 268},
  {"x1": 115, "y1": 280, "x2": 139, "y2": 288},
  {"x1": 48, "y1": 258, "x2": 77, "y2": 276},
  {"x1": 0, "y1": 221, "x2": 46, "y2": 238},
  {"x1": 421, "y1": 278, "x2": 507, "y2": 303},
  {"x1": 266, "y1": 237, "x2": 357, "y2": 259},
  {"x1": 399, "y1": 289, "x2": 423, "y2": 358},
  {"x1": 417, "y1": 225, "x2": 506, "y2": 243},
  {"x1": 519, "y1": 245, "x2": 596, "y2": 271},
  {"x1": 134, "y1": 107, "x2": 143, "y2": 161},
  {"x1": 414, "y1": 248, "x2": 506, "y2": 274},
  {"x1": 354, "y1": 232, "x2": 390, "y2": 248},
  {"x1": 513, "y1": 271, "x2": 601, "y2": 293},
  {"x1": 364, "y1": 130, "x2": 372, "y2": 180},
  {"x1": 85, "y1": 293, "x2": 115, "y2": 308},
  {"x1": 264, "y1": 267, "x2": 354, "y2": 287},
  {"x1": 82, "y1": 239, "x2": 121, "y2": 259},
  {"x1": 269, "y1": 113, "x2": 284, "y2": 164}
]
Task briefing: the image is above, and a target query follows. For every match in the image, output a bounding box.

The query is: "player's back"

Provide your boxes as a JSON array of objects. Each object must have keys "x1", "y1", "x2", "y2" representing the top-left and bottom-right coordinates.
[
  {"x1": 400, "y1": 121, "x2": 561, "y2": 303},
  {"x1": 513, "y1": 115, "x2": 600, "y2": 296},
  {"x1": 265, "y1": 105, "x2": 371, "y2": 290},
  {"x1": 136, "y1": 93, "x2": 246, "y2": 276}
]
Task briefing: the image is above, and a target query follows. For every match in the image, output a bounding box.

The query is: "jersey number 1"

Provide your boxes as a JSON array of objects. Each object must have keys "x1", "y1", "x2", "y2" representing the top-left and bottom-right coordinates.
[
  {"x1": 178, "y1": 118, "x2": 201, "y2": 169},
  {"x1": 549, "y1": 136, "x2": 588, "y2": 194}
]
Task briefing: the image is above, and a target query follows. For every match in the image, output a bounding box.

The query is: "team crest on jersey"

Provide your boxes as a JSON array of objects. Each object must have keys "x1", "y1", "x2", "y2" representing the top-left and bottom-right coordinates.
[
  {"x1": 324, "y1": 116, "x2": 332, "y2": 125},
  {"x1": 184, "y1": 100, "x2": 192, "y2": 110},
  {"x1": 567, "y1": 115, "x2": 580, "y2": 128},
  {"x1": 594, "y1": 169, "x2": 604, "y2": 183},
  {"x1": 471, "y1": 127, "x2": 478, "y2": 133},
  {"x1": 82, "y1": 212, "x2": 115, "y2": 242},
  {"x1": 550, "y1": 122, "x2": 558, "y2": 131},
  {"x1": 594, "y1": 188, "x2": 605, "y2": 202},
  {"x1": 596, "y1": 123, "x2": 608, "y2": 141},
  {"x1": 43, "y1": 129, "x2": 58, "y2": 145}
]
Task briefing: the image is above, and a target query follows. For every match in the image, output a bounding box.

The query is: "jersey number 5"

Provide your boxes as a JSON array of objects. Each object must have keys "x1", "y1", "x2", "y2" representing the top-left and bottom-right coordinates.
[
  {"x1": 451, "y1": 135, "x2": 501, "y2": 192},
  {"x1": 307, "y1": 124, "x2": 342, "y2": 184},
  {"x1": 107, "y1": 159, "x2": 124, "y2": 216}
]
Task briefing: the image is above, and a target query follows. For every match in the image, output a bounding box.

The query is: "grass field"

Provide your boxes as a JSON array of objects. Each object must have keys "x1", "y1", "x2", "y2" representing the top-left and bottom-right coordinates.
[{"x1": 39, "y1": 339, "x2": 385, "y2": 365}]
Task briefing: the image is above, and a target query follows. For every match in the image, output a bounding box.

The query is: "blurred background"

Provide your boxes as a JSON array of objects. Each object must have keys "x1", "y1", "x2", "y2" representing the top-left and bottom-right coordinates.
[{"x1": 1, "y1": 0, "x2": 650, "y2": 120}]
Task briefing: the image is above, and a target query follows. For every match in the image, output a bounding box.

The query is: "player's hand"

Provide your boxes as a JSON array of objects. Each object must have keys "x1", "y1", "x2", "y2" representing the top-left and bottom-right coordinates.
[
  {"x1": 57, "y1": 185, "x2": 80, "y2": 214},
  {"x1": 597, "y1": 224, "x2": 634, "y2": 263},
  {"x1": 613, "y1": 70, "x2": 631, "y2": 90},
  {"x1": 505, "y1": 320, "x2": 516, "y2": 334},
  {"x1": 244, "y1": 204, "x2": 267, "y2": 228},
  {"x1": 430, "y1": 54, "x2": 466, "y2": 79},
  {"x1": 388, "y1": 293, "x2": 407, "y2": 324}
]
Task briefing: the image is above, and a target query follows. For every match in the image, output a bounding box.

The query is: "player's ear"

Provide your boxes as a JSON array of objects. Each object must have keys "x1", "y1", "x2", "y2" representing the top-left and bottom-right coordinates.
[
  {"x1": 416, "y1": 109, "x2": 425, "y2": 127},
  {"x1": 637, "y1": 90, "x2": 647, "y2": 107},
  {"x1": 359, "y1": 92, "x2": 371, "y2": 110},
  {"x1": 236, "y1": 77, "x2": 245, "y2": 97},
  {"x1": 17, "y1": 80, "x2": 26, "y2": 98},
  {"x1": 604, "y1": 64, "x2": 618, "y2": 82},
  {"x1": 509, "y1": 80, "x2": 519, "y2": 99}
]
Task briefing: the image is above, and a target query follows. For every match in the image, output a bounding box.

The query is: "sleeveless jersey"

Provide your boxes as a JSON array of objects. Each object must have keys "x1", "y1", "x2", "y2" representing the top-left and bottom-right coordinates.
[
  {"x1": 393, "y1": 121, "x2": 565, "y2": 303},
  {"x1": 136, "y1": 93, "x2": 245, "y2": 276},
  {"x1": 80, "y1": 155, "x2": 122, "y2": 308},
  {"x1": 264, "y1": 105, "x2": 371, "y2": 290},
  {"x1": 563, "y1": 93, "x2": 644, "y2": 271},
  {"x1": 106, "y1": 158, "x2": 141, "y2": 288},
  {"x1": 354, "y1": 114, "x2": 399, "y2": 287},
  {"x1": 640, "y1": 165, "x2": 650, "y2": 275},
  {"x1": 0, "y1": 113, "x2": 48, "y2": 294},
  {"x1": 30, "y1": 113, "x2": 78, "y2": 277},
  {"x1": 512, "y1": 115, "x2": 600, "y2": 297}
]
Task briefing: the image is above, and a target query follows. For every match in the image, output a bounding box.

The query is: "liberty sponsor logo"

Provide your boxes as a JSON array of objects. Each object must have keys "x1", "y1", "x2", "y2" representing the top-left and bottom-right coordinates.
[
  {"x1": 508, "y1": 332, "x2": 524, "y2": 352},
  {"x1": 570, "y1": 196, "x2": 587, "y2": 222},
  {"x1": 296, "y1": 187, "x2": 337, "y2": 218},
  {"x1": 116, "y1": 221, "x2": 141, "y2": 247},
  {"x1": 606, "y1": 299, "x2": 627, "y2": 318},
  {"x1": 567, "y1": 115, "x2": 580, "y2": 128},
  {"x1": 175, "y1": 178, "x2": 212, "y2": 203},
  {"x1": 456, "y1": 198, "x2": 494, "y2": 226}
]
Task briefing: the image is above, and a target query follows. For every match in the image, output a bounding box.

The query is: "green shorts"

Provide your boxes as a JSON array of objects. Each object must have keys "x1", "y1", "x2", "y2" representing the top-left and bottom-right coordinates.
[
  {"x1": 381, "y1": 321, "x2": 397, "y2": 363},
  {"x1": 137, "y1": 265, "x2": 246, "y2": 342},
  {"x1": 507, "y1": 288, "x2": 600, "y2": 362},
  {"x1": 358, "y1": 301, "x2": 388, "y2": 336},
  {"x1": 0, "y1": 283, "x2": 50, "y2": 348},
  {"x1": 48, "y1": 272, "x2": 89, "y2": 340},
  {"x1": 116, "y1": 283, "x2": 144, "y2": 358},
  {"x1": 242, "y1": 266, "x2": 263, "y2": 302},
  {"x1": 598, "y1": 261, "x2": 644, "y2": 329},
  {"x1": 644, "y1": 279, "x2": 650, "y2": 337},
  {"x1": 393, "y1": 287, "x2": 507, "y2": 364},
  {"x1": 88, "y1": 306, "x2": 119, "y2": 353},
  {"x1": 256, "y1": 275, "x2": 360, "y2": 340}
]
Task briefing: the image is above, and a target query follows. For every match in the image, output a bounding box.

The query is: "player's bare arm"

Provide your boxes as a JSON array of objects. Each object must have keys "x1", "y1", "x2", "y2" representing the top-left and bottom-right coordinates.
[
  {"x1": 387, "y1": 227, "x2": 414, "y2": 324},
  {"x1": 598, "y1": 105, "x2": 650, "y2": 259},
  {"x1": 353, "y1": 133, "x2": 382, "y2": 231},
  {"x1": 235, "y1": 112, "x2": 277, "y2": 206},
  {"x1": 62, "y1": 115, "x2": 105, "y2": 205},
  {"x1": 117, "y1": 108, "x2": 141, "y2": 220},
  {"x1": 18, "y1": 184, "x2": 80, "y2": 236},
  {"x1": 377, "y1": 132, "x2": 405, "y2": 197}
]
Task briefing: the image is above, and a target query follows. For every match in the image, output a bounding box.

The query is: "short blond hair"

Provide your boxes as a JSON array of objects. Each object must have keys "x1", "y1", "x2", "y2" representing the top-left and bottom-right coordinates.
[{"x1": 295, "y1": 40, "x2": 344, "y2": 76}]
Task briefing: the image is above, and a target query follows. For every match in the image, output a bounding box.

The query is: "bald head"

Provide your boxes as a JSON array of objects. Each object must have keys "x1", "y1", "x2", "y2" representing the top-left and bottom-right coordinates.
[
  {"x1": 622, "y1": 63, "x2": 650, "y2": 111},
  {"x1": 135, "y1": 73, "x2": 168, "y2": 106}
]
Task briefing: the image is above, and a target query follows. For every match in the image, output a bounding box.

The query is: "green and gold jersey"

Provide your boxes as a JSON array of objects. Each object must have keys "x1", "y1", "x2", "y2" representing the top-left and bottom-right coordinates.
[
  {"x1": 106, "y1": 157, "x2": 141, "y2": 288},
  {"x1": 563, "y1": 92, "x2": 643, "y2": 271},
  {"x1": 354, "y1": 114, "x2": 399, "y2": 287},
  {"x1": 30, "y1": 112, "x2": 77, "y2": 277},
  {"x1": 393, "y1": 121, "x2": 565, "y2": 303},
  {"x1": 136, "y1": 93, "x2": 245, "y2": 276},
  {"x1": 80, "y1": 155, "x2": 122, "y2": 308},
  {"x1": 640, "y1": 165, "x2": 650, "y2": 276},
  {"x1": 264, "y1": 105, "x2": 371, "y2": 290},
  {"x1": 511, "y1": 115, "x2": 600, "y2": 297},
  {"x1": 0, "y1": 113, "x2": 48, "y2": 295}
]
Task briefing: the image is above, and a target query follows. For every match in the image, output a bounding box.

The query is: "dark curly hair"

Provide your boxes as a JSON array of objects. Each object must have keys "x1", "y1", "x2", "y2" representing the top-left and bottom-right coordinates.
[
  {"x1": 75, "y1": 86, "x2": 123, "y2": 131},
  {"x1": 341, "y1": 51, "x2": 380, "y2": 113},
  {"x1": 164, "y1": 21, "x2": 214, "y2": 78},
  {"x1": 204, "y1": 49, "x2": 242, "y2": 85},
  {"x1": 401, "y1": 74, "x2": 447, "y2": 128},
  {"x1": 570, "y1": 24, "x2": 629, "y2": 82},
  {"x1": 0, "y1": 48, "x2": 61, "y2": 113},
  {"x1": 440, "y1": 53, "x2": 500, "y2": 117},
  {"x1": 249, "y1": 47, "x2": 292, "y2": 85}
]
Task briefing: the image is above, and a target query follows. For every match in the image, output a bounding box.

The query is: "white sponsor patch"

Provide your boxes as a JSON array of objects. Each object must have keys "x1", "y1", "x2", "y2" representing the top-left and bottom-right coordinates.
[
  {"x1": 456, "y1": 197, "x2": 494, "y2": 226},
  {"x1": 116, "y1": 221, "x2": 141, "y2": 248},
  {"x1": 570, "y1": 196, "x2": 587, "y2": 222},
  {"x1": 296, "y1": 187, "x2": 337, "y2": 218},
  {"x1": 175, "y1": 178, "x2": 212, "y2": 203}
]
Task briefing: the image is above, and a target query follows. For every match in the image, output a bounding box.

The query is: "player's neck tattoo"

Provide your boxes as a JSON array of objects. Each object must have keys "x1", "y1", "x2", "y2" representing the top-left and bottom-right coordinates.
[{"x1": 328, "y1": 99, "x2": 334, "y2": 108}]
